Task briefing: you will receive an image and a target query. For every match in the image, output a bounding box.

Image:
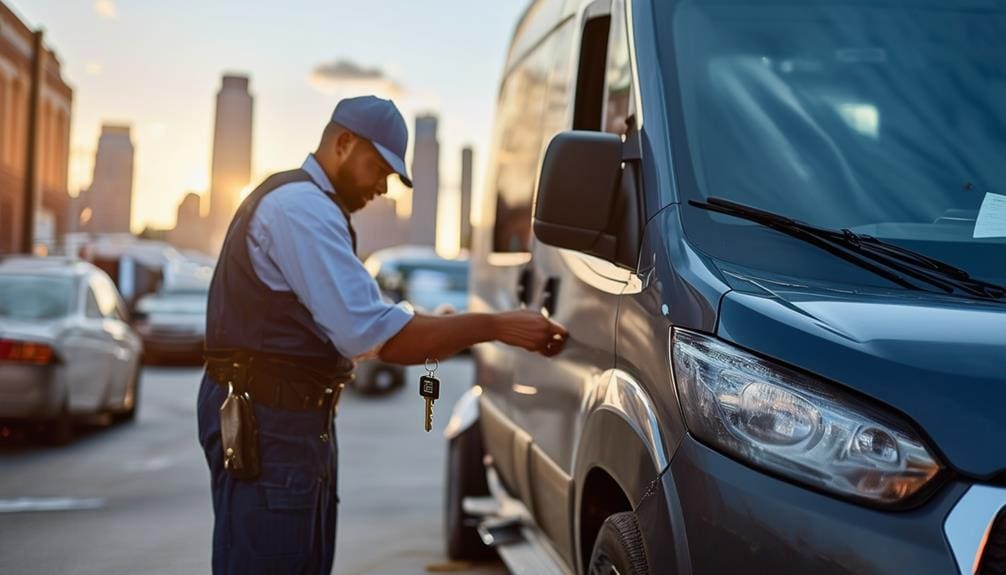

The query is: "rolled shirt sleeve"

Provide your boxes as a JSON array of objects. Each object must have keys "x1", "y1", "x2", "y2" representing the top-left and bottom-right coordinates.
[{"x1": 247, "y1": 184, "x2": 414, "y2": 358}]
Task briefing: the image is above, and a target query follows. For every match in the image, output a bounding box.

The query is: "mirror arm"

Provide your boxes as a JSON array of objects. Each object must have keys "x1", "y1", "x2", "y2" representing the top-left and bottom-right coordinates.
[{"x1": 621, "y1": 128, "x2": 642, "y2": 162}]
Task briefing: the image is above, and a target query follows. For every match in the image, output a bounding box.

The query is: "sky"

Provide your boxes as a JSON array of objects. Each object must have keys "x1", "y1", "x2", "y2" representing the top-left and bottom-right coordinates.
[{"x1": 8, "y1": 0, "x2": 527, "y2": 239}]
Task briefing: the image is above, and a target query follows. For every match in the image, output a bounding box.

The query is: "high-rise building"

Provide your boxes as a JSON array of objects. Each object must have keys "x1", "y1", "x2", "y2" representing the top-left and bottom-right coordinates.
[
  {"x1": 0, "y1": 2, "x2": 72, "y2": 252},
  {"x1": 208, "y1": 74, "x2": 253, "y2": 253},
  {"x1": 352, "y1": 195, "x2": 406, "y2": 259},
  {"x1": 460, "y1": 146, "x2": 474, "y2": 250},
  {"x1": 76, "y1": 124, "x2": 134, "y2": 234},
  {"x1": 167, "y1": 192, "x2": 208, "y2": 253},
  {"x1": 409, "y1": 114, "x2": 439, "y2": 247}
]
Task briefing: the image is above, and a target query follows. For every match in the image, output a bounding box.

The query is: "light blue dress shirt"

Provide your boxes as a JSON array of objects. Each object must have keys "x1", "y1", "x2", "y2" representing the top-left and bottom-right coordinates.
[{"x1": 246, "y1": 154, "x2": 414, "y2": 358}]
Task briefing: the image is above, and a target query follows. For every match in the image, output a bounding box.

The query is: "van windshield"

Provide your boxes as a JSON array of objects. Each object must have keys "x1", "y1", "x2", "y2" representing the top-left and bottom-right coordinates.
[{"x1": 656, "y1": 0, "x2": 1006, "y2": 288}]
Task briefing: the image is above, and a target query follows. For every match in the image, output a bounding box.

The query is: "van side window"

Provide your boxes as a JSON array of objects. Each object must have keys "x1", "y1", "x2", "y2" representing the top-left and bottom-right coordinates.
[
  {"x1": 573, "y1": 2, "x2": 635, "y2": 136},
  {"x1": 604, "y1": 0, "x2": 634, "y2": 136},
  {"x1": 573, "y1": 15, "x2": 611, "y2": 131},
  {"x1": 492, "y1": 34, "x2": 559, "y2": 254},
  {"x1": 540, "y1": 20, "x2": 578, "y2": 148}
]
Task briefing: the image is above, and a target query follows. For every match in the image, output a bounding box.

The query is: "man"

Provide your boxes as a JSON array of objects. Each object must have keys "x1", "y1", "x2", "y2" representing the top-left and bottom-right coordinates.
[{"x1": 197, "y1": 95, "x2": 567, "y2": 574}]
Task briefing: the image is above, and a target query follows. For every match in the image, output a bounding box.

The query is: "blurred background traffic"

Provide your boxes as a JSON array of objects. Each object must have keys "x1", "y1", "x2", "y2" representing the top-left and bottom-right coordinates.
[
  {"x1": 0, "y1": 0, "x2": 505, "y2": 440},
  {"x1": 0, "y1": 1, "x2": 512, "y2": 573}
]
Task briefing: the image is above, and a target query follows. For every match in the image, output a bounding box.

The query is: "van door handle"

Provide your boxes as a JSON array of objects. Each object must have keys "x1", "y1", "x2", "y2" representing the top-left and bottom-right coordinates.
[
  {"x1": 541, "y1": 277, "x2": 560, "y2": 316},
  {"x1": 516, "y1": 267, "x2": 534, "y2": 308}
]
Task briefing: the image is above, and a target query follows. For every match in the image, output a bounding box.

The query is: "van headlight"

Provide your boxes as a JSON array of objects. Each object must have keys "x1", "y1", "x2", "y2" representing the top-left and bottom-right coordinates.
[{"x1": 671, "y1": 329, "x2": 942, "y2": 506}]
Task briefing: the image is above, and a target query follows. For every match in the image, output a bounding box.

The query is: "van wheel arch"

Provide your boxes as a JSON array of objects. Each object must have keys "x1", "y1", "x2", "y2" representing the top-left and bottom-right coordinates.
[
  {"x1": 573, "y1": 408, "x2": 663, "y2": 574},
  {"x1": 579, "y1": 466, "x2": 633, "y2": 573}
]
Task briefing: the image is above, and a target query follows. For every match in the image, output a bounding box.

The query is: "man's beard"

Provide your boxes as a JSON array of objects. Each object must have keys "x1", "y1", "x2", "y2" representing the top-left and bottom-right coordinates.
[
  {"x1": 332, "y1": 170, "x2": 369, "y2": 212},
  {"x1": 343, "y1": 192, "x2": 367, "y2": 212}
]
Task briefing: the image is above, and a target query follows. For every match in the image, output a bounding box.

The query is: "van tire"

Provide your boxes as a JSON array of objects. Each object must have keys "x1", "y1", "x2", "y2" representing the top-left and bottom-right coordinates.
[
  {"x1": 445, "y1": 421, "x2": 495, "y2": 561},
  {"x1": 587, "y1": 512, "x2": 649, "y2": 575}
]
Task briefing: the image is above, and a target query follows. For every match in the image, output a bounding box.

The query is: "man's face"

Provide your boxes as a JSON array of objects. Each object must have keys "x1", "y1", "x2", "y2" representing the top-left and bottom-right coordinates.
[{"x1": 332, "y1": 138, "x2": 394, "y2": 213}]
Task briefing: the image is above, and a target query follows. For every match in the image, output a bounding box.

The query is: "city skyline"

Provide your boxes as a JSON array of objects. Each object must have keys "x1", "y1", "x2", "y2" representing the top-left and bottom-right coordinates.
[
  {"x1": 152, "y1": 88, "x2": 468, "y2": 259},
  {"x1": 6, "y1": 0, "x2": 528, "y2": 236}
]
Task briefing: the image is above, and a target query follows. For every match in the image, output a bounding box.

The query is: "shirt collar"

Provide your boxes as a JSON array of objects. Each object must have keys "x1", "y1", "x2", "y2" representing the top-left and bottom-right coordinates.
[
  {"x1": 301, "y1": 154, "x2": 335, "y2": 195},
  {"x1": 302, "y1": 153, "x2": 353, "y2": 221}
]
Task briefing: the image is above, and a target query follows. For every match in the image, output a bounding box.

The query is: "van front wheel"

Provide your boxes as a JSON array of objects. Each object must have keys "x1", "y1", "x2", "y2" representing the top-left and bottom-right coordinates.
[{"x1": 587, "y1": 512, "x2": 650, "y2": 575}]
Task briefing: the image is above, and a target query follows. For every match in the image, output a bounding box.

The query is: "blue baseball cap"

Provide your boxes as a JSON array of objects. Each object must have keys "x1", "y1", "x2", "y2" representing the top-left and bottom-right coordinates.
[{"x1": 330, "y1": 95, "x2": 413, "y2": 188}]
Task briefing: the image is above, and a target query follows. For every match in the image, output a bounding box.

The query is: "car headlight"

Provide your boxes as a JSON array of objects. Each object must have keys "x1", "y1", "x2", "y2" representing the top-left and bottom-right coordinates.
[{"x1": 671, "y1": 329, "x2": 942, "y2": 506}]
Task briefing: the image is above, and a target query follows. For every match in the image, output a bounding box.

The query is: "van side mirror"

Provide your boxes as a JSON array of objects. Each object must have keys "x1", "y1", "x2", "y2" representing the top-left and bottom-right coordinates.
[{"x1": 533, "y1": 131, "x2": 641, "y2": 267}]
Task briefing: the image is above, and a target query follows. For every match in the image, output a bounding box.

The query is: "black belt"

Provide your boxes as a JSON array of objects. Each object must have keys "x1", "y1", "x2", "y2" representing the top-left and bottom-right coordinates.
[{"x1": 204, "y1": 349, "x2": 354, "y2": 413}]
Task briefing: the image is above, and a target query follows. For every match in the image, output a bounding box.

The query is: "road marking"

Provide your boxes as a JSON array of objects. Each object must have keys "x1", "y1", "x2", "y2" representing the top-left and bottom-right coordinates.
[
  {"x1": 123, "y1": 455, "x2": 175, "y2": 473},
  {"x1": 0, "y1": 497, "x2": 107, "y2": 514}
]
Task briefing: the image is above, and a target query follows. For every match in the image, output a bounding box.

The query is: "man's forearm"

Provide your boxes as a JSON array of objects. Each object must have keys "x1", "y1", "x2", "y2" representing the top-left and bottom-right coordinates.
[{"x1": 378, "y1": 313, "x2": 497, "y2": 365}]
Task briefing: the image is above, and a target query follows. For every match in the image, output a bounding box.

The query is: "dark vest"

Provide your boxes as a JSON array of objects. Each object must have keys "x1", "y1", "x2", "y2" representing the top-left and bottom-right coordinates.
[{"x1": 205, "y1": 169, "x2": 356, "y2": 374}]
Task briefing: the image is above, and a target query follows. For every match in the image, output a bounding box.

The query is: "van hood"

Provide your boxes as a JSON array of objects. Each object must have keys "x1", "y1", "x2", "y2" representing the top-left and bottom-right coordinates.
[{"x1": 716, "y1": 276, "x2": 1006, "y2": 480}]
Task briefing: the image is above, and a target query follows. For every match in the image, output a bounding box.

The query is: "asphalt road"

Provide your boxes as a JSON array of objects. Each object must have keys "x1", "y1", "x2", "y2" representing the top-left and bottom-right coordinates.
[{"x1": 0, "y1": 359, "x2": 506, "y2": 575}]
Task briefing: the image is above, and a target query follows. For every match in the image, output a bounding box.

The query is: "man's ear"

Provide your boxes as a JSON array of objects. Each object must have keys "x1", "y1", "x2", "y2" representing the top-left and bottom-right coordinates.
[{"x1": 333, "y1": 130, "x2": 358, "y2": 160}]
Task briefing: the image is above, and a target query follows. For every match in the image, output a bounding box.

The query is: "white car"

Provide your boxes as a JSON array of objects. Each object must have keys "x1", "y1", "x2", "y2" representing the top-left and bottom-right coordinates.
[
  {"x1": 0, "y1": 257, "x2": 143, "y2": 443},
  {"x1": 132, "y1": 288, "x2": 208, "y2": 364}
]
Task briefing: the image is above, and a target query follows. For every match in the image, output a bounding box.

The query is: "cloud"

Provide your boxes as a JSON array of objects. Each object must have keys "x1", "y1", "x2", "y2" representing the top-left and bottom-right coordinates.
[
  {"x1": 314, "y1": 60, "x2": 385, "y2": 82},
  {"x1": 94, "y1": 0, "x2": 117, "y2": 19},
  {"x1": 308, "y1": 59, "x2": 406, "y2": 99}
]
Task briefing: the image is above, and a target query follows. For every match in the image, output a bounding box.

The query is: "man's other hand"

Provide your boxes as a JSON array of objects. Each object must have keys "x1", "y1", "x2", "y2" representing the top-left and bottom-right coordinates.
[{"x1": 494, "y1": 310, "x2": 568, "y2": 357}]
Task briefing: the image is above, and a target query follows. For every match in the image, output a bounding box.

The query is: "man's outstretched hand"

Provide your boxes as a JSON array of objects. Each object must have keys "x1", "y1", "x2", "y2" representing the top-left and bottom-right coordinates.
[
  {"x1": 379, "y1": 309, "x2": 569, "y2": 365},
  {"x1": 494, "y1": 310, "x2": 568, "y2": 357}
]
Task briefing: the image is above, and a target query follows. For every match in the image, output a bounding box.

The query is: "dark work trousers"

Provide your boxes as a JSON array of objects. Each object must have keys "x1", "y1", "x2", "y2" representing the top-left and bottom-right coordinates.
[{"x1": 197, "y1": 373, "x2": 339, "y2": 575}]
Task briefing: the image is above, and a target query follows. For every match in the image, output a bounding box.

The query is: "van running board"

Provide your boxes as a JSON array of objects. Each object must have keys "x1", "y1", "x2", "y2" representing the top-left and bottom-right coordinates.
[{"x1": 462, "y1": 469, "x2": 572, "y2": 575}]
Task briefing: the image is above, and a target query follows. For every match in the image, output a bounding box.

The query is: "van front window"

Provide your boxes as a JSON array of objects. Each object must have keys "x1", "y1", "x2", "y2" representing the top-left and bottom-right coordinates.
[{"x1": 657, "y1": 0, "x2": 1006, "y2": 287}]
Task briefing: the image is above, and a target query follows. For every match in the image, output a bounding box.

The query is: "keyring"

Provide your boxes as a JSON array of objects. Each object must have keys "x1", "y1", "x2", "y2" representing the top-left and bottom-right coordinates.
[{"x1": 424, "y1": 357, "x2": 439, "y2": 373}]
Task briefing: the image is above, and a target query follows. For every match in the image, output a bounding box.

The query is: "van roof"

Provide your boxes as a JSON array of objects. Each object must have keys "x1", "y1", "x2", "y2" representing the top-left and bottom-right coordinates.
[{"x1": 505, "y1": 0, "x2": 576, "y2": 74}]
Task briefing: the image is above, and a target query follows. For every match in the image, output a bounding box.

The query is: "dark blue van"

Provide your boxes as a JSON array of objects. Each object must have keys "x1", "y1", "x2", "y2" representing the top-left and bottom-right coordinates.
[{"x1": 445, "y1": 0, "x2": 1006, "y2": 573}]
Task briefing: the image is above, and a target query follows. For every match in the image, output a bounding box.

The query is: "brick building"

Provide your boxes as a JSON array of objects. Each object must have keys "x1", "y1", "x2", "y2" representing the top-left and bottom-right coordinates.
[{"x1": 0, "y1": 2, "x2": 72, "y2": 252}]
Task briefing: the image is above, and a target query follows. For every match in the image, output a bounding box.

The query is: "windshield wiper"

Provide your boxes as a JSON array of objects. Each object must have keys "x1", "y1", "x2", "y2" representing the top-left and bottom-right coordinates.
[{"x1": 689, "y1": 197, "x2": 1006, "y2": 301}]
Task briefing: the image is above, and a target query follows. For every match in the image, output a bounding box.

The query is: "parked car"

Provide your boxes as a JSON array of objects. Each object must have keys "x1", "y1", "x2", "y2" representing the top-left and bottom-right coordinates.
[
  {"x1": 0, "y1": 257, "x2": 143, "y2": 443},
  {"x1": 444, "y1": 1, "x2": 1006, "y2": 574},
  {"x1": 353, "y1": 246, "x2": 470, "y2": 395},
  {"x1": 132, "y1": 287, "x2": 208, "y2": 365}
]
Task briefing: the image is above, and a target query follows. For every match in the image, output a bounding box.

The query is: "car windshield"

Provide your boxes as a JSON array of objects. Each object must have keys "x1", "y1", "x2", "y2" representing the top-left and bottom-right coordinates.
[
  {"x1": 0, "y1": 275, "x2": 76, "y2": 320},
  {"x1": 656, "y1": 0, "x2": 1006, "y2": 288},
  {"x1": 137, "y1": 292, "x2": 208, "y2": 315},
  {"x1": 404, "y1": 267, "x2": 470, "y2": 311}
]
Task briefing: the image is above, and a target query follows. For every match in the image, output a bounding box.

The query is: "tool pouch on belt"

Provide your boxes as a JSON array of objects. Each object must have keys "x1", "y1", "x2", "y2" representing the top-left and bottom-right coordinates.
[{"x1": 220, "y1": 383, "x2": 261, "y2": 480}]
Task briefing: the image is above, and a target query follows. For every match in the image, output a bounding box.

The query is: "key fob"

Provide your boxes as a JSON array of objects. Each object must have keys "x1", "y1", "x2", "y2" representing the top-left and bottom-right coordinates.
[{"x1": 419, "y1": 375, "x2": 440, "y2": 399}]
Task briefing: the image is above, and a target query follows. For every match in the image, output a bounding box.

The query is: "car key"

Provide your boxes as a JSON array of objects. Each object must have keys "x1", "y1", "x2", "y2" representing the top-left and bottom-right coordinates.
[{"x1": 420, "y1": 358, "x2": 441, "y2": 432}]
